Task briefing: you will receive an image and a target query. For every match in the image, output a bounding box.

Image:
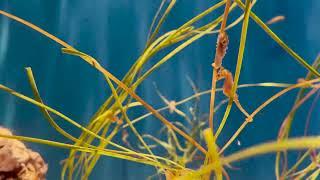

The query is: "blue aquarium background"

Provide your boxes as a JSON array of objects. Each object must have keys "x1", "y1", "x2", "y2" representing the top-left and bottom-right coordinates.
[{"x1": 0, "y1": 0, "x2": 319, "y2": 179}]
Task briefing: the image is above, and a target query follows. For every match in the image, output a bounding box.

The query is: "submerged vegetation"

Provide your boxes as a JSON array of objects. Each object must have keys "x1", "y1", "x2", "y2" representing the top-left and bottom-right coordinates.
[{"x1": 0, "y1": 0, "x2": 320, "y2": 179}]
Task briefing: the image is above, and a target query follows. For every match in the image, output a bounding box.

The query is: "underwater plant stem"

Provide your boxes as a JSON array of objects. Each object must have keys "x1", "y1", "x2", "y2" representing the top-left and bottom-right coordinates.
[
  {"x1": 289, "y1": 163, "x2": 315, "y2": 179},
  {"x1": 78, "y1": 31, "x2": 174, "y2": 152},
  {"x1": 26, "y1": 67, "x2": 115, "y2": 178},
  {"x1": 209, "y1": 70, "x2": 218, "y2": 131},
  {"x1": 104, "y1": 76, "x2": 162, "y2": 167},
  {"x1": 208, "y1": 0, "x2": 231, "y2": 131},
  {"x1": 146, "y1": 0, "x2": 176, "y2": 47},
  {"x1": 0, "y1": 134, "x2": 179, "y2": 170},
  {"x1": 278, "y1": 88, "x2": 319, "y2": 139},
  {"x1": 91, "y1": 64, "x2": 207, "y2": 154},
  {"x1": 275, "y1": 55, "x2": 320, "y2": 178},
  {"x1": 203, "y1": 129, "x2": 223, "y2": 180},
  {"x1": 123, "y1": 82, "x2": 294, "y2": 128},
  {"x1": 249, "y1": 80, "x2": 320, "y2": 122},
  {"x1": 178, "y1": 1, "x2": 225, "y2": 31},
  {"x1": 132, "y1": 18, "x2": 222, "y2": 89},
  {"x1": 192, "y1": 0, "x2": 257, "y2": 35},
  {"x1": 215, "y1": 0, "x2": 252, "y2": 138},
  {"x1": 279, "y1": 55, "x2": 320, "y2": 138},
  {"x1": 83, "y1": 123, "x2": 120, "y2": 179},
  {"x1": 222, "y1": 137, "x2": 320, "y2": 165},
  {"x1": 304, "y1": 90, "x2": 320, "y2": 136},
  {"x1": 146, "y1": 0, "x2": 166, "y2": 43},
  {"x1": 153, "y1": 0, "x2": 226, "y2": 49},
  {"x1": 284, "y1": 150, "x2": 311, "y2": 177},
  {"x1": 0, "y1": 84, "x2": 160, "y2": 162},
  {"x1": 25, "y1": 68, "x2": 78, "y2": 144},
  {"x1": 76, "y1": 124, "x2": 111, "y2": 178},
  {"x1": 275, "y1": 87, "x2": 319, "y2": 179},
  {"x1": 307, "y1": 169, "x2": 320, "y2": 180},
  {"x1": 220, "y1": 0, "x2": 231, "y2": 33},
  {"x1": 0, "y1": 10, "x2": 71, "y2": 48},
  {"x1": 183, "y1": 137, "x2": 320, "y2": 179},
  {"x1": 219, "y1": 78, "x2": 320, "y2": 154},
  {"x1": 60, "y1": 49, "x2": 208, "y2": 155},
  {"x1": 89, "y1": 31, "x2": 173, "y2": 125},
  {"x1": 233, "y1": 0, "x2": 320, "y2": 78}
]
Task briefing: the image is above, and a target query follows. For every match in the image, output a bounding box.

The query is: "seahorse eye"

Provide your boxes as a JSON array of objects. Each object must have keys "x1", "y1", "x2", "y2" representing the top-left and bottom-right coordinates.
[{"x1": 222, "y1": 36, "x2": 229, "y2": 46}]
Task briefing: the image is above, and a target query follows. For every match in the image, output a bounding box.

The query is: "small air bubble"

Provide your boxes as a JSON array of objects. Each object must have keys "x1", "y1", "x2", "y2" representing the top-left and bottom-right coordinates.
[{"x1": 237, "y1": 140, "x2": 241, "y2": 146}]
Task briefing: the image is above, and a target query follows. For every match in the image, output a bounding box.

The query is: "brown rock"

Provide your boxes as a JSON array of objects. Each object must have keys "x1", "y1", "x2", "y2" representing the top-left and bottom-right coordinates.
[{"x1": 0, "y1": 127, "x2": 48, "y2": 180}]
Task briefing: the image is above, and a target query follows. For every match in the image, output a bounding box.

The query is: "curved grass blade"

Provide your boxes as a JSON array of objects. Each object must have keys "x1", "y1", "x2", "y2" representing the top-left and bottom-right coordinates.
[{"x1": 234, "y1": 0, "x2": 320, "y2": 77}]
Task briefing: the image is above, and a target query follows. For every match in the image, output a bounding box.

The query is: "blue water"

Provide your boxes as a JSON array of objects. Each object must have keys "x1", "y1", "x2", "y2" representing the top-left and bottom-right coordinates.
[{"x1": 0, "y1": 0, "x2": 319, "y2": 179}]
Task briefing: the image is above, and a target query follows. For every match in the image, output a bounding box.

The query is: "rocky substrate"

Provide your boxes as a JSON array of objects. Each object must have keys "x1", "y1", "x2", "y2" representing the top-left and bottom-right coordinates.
[{"x1": 0, "y1": 127, "x2": 47, "y2": 180}]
